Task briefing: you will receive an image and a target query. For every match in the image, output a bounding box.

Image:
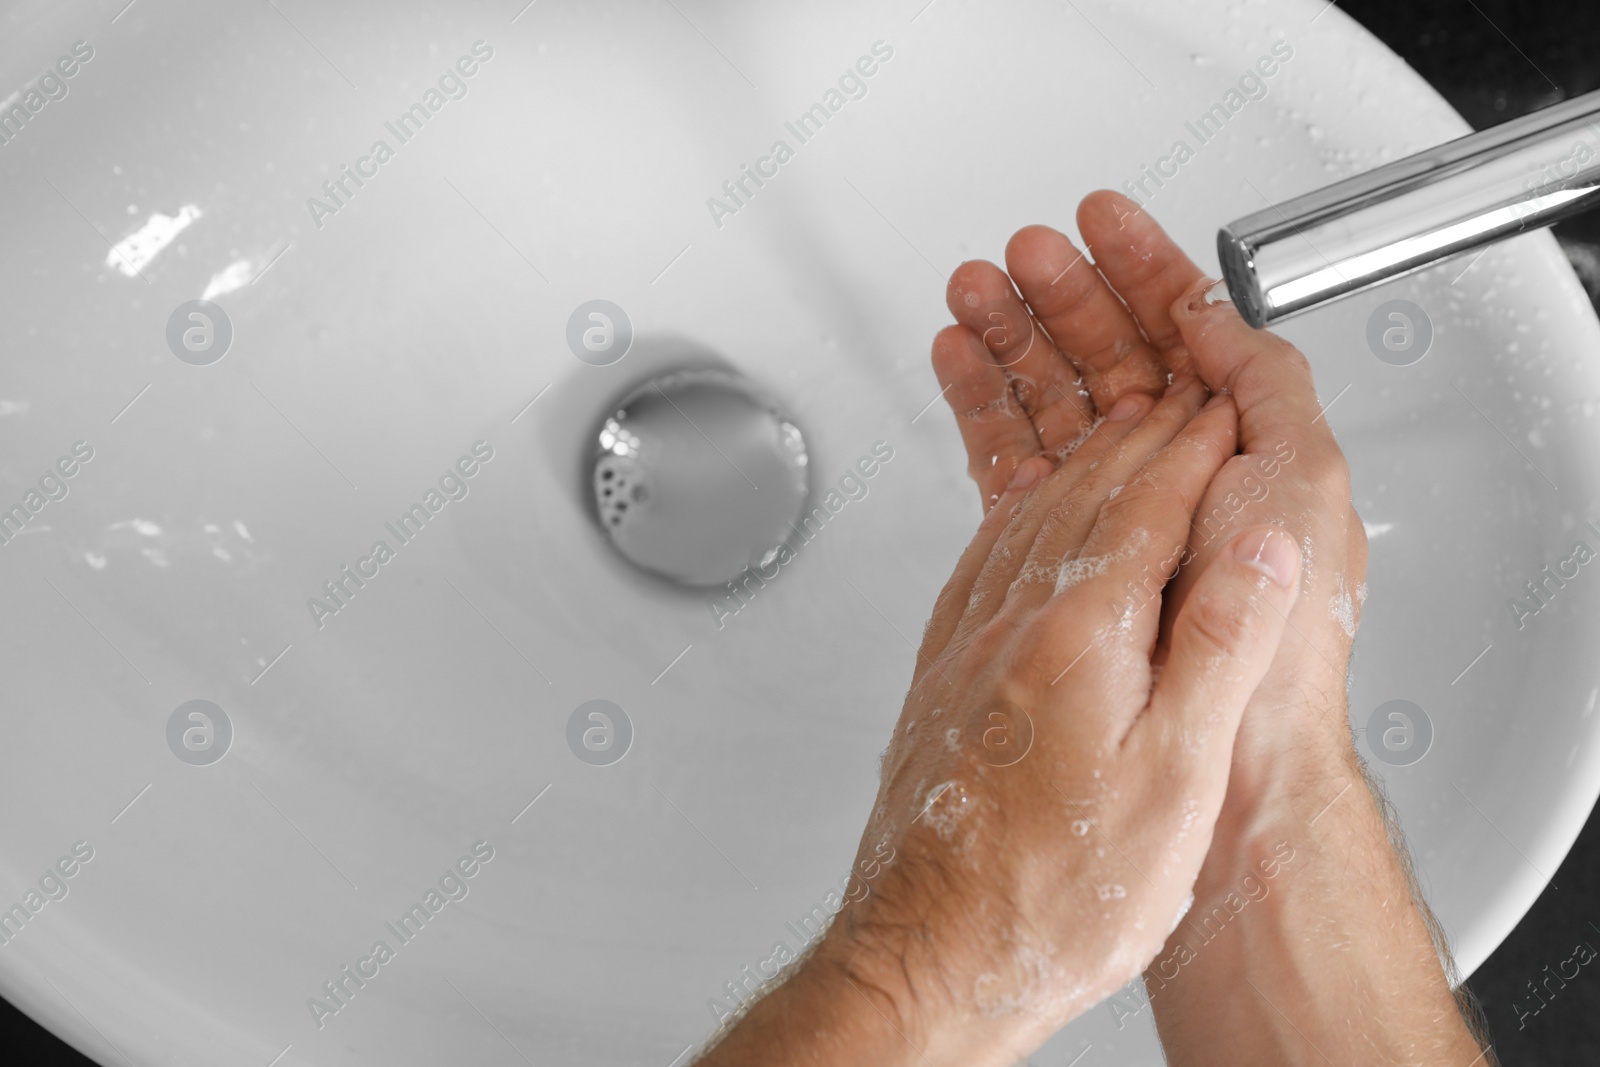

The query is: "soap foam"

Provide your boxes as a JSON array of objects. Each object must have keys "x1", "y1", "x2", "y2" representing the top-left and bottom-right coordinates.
[
  {"x1": 972, "y1": 940, "x2": 1060, "y2": 1017},
  {"x1": 1054, "y1": 415, "x2": 1105, "y2": 461},
  {"x1": 1055, "y1": 528, "x2": 1149, "y2": 595},
  {"x1": 917, "y1": 779, "x2": 975, "y2": 842},
  {"x1": 1053, "y1": 553, "x2": 1113, "y2": 594},
  {"x1": 1330, "y1": 571, "x2": 1357, "y2": 638},
  {"x1": 965, "y1": 391, "x2": 1024, "y2": 422},
  {"x1": 1006, "y1": 528, "x2": 1151, "y2": 600}
]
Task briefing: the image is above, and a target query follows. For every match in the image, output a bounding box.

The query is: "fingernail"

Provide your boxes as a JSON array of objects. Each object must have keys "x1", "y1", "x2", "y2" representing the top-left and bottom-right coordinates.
[
  {"x1": 1186, "y1": 278, "x2": 1233, "y2": 314},
  {"x1": 1006, "y1": 456, "x2": 1049, "y2": 491},
  {"x1": 1232, "y1": 526, "x2": 1299, "y2": 588},
  {"x1": 1106, "y1": 393, "x2": 1149, "y2": 421}
]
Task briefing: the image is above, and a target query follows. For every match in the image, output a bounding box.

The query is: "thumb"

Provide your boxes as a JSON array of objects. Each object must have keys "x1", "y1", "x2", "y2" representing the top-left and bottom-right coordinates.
[
  {"x1": 1141, "y1": 524, "x2": 1302, "y2": 777},
  {"x1": 1168, "y1": 277, "x2": 1333, "y2": 458}
]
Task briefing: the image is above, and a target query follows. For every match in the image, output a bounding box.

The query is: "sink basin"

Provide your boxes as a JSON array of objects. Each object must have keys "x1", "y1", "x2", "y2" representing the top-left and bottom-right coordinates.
[{"x1": 3, "y1": 1, "x2": 1599, "y2": 1064}]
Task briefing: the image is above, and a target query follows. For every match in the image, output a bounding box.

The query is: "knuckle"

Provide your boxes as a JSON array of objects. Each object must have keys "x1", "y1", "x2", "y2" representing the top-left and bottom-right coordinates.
[
  {"x1": 1031, "y1": 264, "x2": 1098, "y2": 319},
  {"x1": 1232, "y1": 341, "x2": 1312, "y2": 399},
  {"x1": 1005, "y1": 613, "x2": 1098, "y2": 691},
  {"x1": 1005, "y1": 631, "x2": 1060, "y2": 689},
  {"x1": 1113, "y1": 244, "x2": 1169, "y2": 290},
  {"x1": 1103, "y1": 475, "x2": 1194, "y2": 531},
  {"x1": 1143, "y1": 321, "x2": 1184, "y2": 353},
  {"x1": 1278, "y1": 447, "x2": 1349, "y2": 506},
  {"x1": 1040, "y1": 401, "x2": 1098, "y2": 448},
  {"x1": 1186, "y1": 584, "x2": 1264, "y2": 657},
  {"x1": 968, "y1": 611, "x2": 1024, "y2": 665},
  {"x1": 931, "y1": 323, "x2": 970, "y2": 358},
  {"x1": 1033, "y1": 487, "x2": 1095, "y2": 545},
  {"x1": 970, "y1": 547, "x2": 1016, "y2": 600},
  {"x1": 1279, "y1": 343, "x2": 1314, "y2": 378},
  {"x1": 1095, "y1": 477, "x2": 1145, "y2": 522},
  {"x1": 1047, "y1": 478, "x2": 1100, "y2": 530}
]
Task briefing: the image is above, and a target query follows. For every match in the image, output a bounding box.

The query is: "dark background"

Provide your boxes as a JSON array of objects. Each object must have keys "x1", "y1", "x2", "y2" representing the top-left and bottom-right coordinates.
[{"x1": 4, "y1": 0, "x2": 1599, "y2": 1063}]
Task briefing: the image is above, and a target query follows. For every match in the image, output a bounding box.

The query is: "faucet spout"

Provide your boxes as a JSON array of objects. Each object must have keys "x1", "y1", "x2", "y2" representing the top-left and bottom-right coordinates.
[{"x1": 1219, "y1": 88, "x2": 1600, "y2": 328}]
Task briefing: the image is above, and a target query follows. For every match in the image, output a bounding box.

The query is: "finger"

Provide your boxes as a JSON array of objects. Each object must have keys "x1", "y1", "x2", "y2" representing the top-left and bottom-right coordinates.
[
  {"x1": 1154, "y1": 276, "x2": 1354, "y2": 624},
  {"x1": 1137, "y1": 524, "x2": 1301, "y2": 780},
  {"x1": 1168, "y1": 275, "x2": 1344, "y2": 466},
  {"x1": 946, "y1": 260, "x2": 1098, "y2": 452},
  {"x1": 913, "y1": 453, "x2": 1056, "y2": 688},
  {"x1": 931, "y1": 324, "x2": 1044, "y2": 510},
  {"x1": 991, "y1": 377, "x2": 1214, "y2": 618},
  {"x1": 1106, "y1": 526, "x2": 1300, "y2": 889},
  {"x1": 1003, "y1": 223, "x2": 1167, "y2": 409},
  {"x1": 942, "y1": 393, "x2": 1158, "y2": 652},
  {"x1": 1077, "y1": 190, "x2": 1206, "y2": 371},
  {"x1": 1024, "y1": 393, "x2": 1239, "y2": 698},
  {"x1": 1157, "y1": 463, "x2": 1363, "y2": 681}
]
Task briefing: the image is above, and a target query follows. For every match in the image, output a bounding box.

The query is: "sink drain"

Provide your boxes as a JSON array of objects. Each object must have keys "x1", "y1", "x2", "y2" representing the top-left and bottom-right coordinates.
[{"x1": 590, "y1": 367, "x2": 809, "y2": 588}]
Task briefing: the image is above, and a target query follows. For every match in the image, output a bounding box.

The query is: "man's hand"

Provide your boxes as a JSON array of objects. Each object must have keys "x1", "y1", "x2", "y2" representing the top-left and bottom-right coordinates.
[
  {"x1": 698, "y1": 371, "x2": 1303, "y2": 1067},
  {"x1": 1146, "y1": 257, "x2": 1486, "y2": 1067},
  {"x1": 927, "y1": 192, "x2": 1488, "y2": 1066},
  {"x1": 932, "y1": 190, "x2": 1200, "y2": 508}
]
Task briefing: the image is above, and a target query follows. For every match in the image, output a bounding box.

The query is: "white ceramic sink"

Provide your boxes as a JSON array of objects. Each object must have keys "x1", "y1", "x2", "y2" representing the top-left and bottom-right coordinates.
[{"x1": 3, "y1": 1, "x2": 1600, "y2": 1064}]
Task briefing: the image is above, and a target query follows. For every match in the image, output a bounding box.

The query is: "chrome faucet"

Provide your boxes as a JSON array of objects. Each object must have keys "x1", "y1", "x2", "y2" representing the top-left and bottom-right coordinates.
[{"x1": 1218, "y1": 88, "x2": 1600, "y2": 328}]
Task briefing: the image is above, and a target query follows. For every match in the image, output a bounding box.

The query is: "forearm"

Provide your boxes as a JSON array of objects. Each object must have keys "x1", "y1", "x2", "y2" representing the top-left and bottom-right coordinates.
[
  {"x1": 1147, "y1": 719, "x2": 1489, "y2": 1066},
  {"x1": 692, "y1": 930, "x2": 1028, "y2": 1067},
  {"x1": 693, "y1": 950, "x2": 921, "y2": 1067}
]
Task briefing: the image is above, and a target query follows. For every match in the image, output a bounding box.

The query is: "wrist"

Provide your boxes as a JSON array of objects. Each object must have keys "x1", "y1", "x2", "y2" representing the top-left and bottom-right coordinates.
[
  {"x1": 694, "y1": 945, "x2": 921, "y2": 1067},
  {"x1": 806, "y1": 922, "x2": 1027, "y2": 1067},
  {"x1": 800, "y1": 887, "x2": 1086, "y2": 1067},
  {"x1": 1192, "y1": 709, "x2": 1356, "y2": 902},
  {"x1": 697, "y1": 929, "x2": 1029, "y2": 1067},
  {"x1": 1225, "y1": 698, "x2": 1354, "y2": 820}
]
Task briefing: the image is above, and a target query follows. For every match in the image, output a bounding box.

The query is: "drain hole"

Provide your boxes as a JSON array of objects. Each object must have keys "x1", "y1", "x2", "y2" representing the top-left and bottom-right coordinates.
[
  {"x1": 588, "y1": 366, "x2": 810, "y2": 587},
  {"x1": 594, "y1": 455, "x2": 648, "y2": 532}
]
